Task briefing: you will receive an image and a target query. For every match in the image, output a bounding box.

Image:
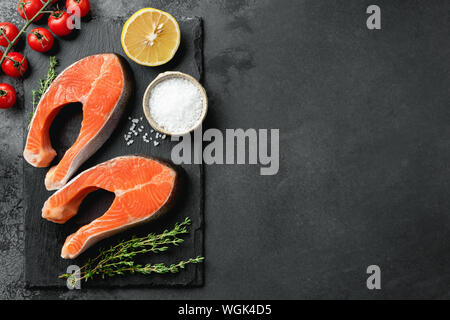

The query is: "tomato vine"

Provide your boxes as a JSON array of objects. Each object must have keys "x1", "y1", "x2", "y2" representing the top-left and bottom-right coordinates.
[{"x1": 0, "y1": 0, "x2": 54, "y2": 65}]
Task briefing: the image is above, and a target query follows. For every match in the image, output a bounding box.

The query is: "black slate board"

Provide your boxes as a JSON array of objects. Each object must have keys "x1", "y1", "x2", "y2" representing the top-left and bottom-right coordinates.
[{"x1": 23, "y1": 16, "x2": 204, "y2": 288}]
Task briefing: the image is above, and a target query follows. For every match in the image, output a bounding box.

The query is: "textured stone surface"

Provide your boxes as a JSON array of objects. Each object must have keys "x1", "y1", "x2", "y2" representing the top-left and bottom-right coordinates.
[
  {"x1": 23, "y1": 16, "x2": 204, "y2": 288},
  {"x1": 2, "y1": 0, "x2": 450, "y2": 299}
]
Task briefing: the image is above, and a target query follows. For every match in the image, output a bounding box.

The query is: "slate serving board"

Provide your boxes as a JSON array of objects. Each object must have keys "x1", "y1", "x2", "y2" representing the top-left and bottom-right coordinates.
[{"x1": 23, "y1": 16, "x2": 204, "y2": 288}]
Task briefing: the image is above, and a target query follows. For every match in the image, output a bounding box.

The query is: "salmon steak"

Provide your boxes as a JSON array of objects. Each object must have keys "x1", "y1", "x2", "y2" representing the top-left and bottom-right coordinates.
[
  {"x1": 24, "y1": 53, "x2": 132, "y2": 191},
  {"x1": 42, "y1": 156, "x2": 177, "y2": 259}
]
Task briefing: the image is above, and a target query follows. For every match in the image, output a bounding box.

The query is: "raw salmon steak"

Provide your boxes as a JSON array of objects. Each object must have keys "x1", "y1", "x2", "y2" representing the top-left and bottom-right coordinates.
[
  {"x1": 24, "y1": 53, "x2": 132, "y2": 191},
  {"x1": 42, "y1": 156, "x2": 177, "y2": 259}
]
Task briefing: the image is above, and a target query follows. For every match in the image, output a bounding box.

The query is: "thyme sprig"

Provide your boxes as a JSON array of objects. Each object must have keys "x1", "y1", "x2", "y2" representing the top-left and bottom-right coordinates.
[
  {"x1": 59, "y1": 217, "x2": 204, "y2": 282},
  {"x1": 29, "y1": 56, "x2": 58, "y2": 127}
]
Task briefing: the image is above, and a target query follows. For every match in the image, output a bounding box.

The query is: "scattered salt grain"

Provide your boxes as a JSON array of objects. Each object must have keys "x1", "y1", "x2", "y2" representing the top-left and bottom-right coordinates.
[
  {"x1": 148, "y1": 77, "x2": 203, "y2": 134},
  {"x1": 123, "y1": 116, "x2": 166, "y2": 147},
  {"x1": 143, "y1": 133, "x2": 150, "y2": 143}
]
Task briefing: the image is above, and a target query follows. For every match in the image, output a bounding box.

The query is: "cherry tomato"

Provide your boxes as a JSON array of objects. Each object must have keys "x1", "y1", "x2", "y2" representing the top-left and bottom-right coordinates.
[
  {"x1": 0, "y1": 22, "x2": 20, "y2": 47},
  {"x1": 28, "y1": 28, "x2": 54, "y2": 53},
  {"x1": 66, "y1": 0, "x2": 90, "y2": 18},
  {"x1": 0, "y1": 83, "x2": 17, "y2": 109},
  {"x1": 48, "y1": 11, "x2": 74, "y2": 37},
  {"x1": 18, "y1": 0, "x2": 44, "y2": 21},
  {"x1": 1, "y1": 52, "x2": 28, "y2": 78}
]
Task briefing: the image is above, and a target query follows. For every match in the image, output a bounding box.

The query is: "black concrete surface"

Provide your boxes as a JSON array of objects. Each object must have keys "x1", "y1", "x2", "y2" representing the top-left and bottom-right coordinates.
[{"x1": 1, "y1": 0, "x2": 450, "y2": 299}]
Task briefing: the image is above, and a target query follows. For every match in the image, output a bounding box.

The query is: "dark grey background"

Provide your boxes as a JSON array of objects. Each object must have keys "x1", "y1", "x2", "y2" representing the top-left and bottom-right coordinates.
[{"x1": 1, "y1": 0, "x2": 450, "y2": 299}]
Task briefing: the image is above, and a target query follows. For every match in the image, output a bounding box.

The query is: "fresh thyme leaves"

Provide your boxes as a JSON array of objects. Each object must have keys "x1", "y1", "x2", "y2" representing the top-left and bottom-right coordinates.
[
  {"x1": 58, "y1": 217, "x2": 205, "y2": 282},
  {"x1": 29, "y1": 56, "x2": 58, "y2": 128}
]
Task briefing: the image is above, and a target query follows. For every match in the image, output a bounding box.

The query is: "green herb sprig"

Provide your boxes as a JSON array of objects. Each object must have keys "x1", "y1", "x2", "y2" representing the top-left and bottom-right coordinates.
[
  {"x1": 59, "y1": 217, "x2": 204, "y2": 282},
  {"x1": 29, "y1": 56, "x2": 58, "y2": 128}
]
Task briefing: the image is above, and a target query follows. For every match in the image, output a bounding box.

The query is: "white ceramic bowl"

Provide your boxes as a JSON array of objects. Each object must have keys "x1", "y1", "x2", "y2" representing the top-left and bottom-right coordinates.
[{"x1": 142, "y1": 71, "x2": 208, "y2": 136}]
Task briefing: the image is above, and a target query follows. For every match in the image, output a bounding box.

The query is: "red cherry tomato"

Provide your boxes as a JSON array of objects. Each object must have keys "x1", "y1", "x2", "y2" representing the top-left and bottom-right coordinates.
[
  {"x1": 28, "y1": 28, "x2": 54, "y2": 53},
  {"x1": 0, "y1": 22, "x2": 20, "y2": 47},
  {"x1": 66, "y1": 0, "x2": 90, "y2": 18},
  {"x1": 18, "y1": 0, "x2": 44, "y2": 21},
  {"x1": 48, "y1": 11, "x2": 74, "y2": 37},
  {"x1": 0, "y1": 83, "x2": 17, "y2": 109},
  {"x1": 1, "y1": 52, "x2": 28, "y2": 78}
]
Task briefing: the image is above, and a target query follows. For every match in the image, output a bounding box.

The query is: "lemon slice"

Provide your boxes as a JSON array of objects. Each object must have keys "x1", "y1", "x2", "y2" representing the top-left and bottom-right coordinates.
[{"x1": 121, "y1": 8, "x2": 181, "y2": 66}]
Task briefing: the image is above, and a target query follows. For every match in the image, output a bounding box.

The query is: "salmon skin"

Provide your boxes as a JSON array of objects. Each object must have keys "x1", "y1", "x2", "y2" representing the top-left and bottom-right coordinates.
[
  {"x1": 24, "y1": 53, "x2": 132, "y2": 191},
  {"x1": 42, "y1": 156, "x2": 177, "y2": 259}
]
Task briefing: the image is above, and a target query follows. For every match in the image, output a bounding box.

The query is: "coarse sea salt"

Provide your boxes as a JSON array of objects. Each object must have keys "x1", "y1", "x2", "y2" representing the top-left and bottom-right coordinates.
[
  {"x1": 148, "y1": 78, "x2": 203, "y2": 134},
  {"x1": 124, "y1": 117, "x2": 166, "y2": 146}
]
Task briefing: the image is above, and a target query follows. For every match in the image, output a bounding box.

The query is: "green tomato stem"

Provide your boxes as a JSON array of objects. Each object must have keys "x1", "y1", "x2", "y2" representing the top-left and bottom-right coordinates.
[{"x1": 0, "y1": 0, "x2": 54, "y2": 66}]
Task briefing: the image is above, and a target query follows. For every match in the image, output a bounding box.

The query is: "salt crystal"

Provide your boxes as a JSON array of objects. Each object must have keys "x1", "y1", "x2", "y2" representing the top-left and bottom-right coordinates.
[
  {"x1": 154, "y1": 141, "x2": 160, "y2": 146},
  {"x1": 147, "y1": 77, "x2": 203, "y2": 134}
]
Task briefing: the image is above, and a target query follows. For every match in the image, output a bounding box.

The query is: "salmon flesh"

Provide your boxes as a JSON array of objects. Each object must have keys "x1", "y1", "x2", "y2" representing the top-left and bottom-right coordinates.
[
  {"x1": 24, "y1": 53, "x2": 132, "y2": 190},
  {"x1": 42, "y1": 156, "x2": 177, "y2": 259}
]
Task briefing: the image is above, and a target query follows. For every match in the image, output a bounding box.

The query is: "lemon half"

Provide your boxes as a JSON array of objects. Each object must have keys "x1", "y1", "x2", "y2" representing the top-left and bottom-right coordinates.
[{"x1": 121, "y1": 8, "x2": 181, "y2": 66}]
